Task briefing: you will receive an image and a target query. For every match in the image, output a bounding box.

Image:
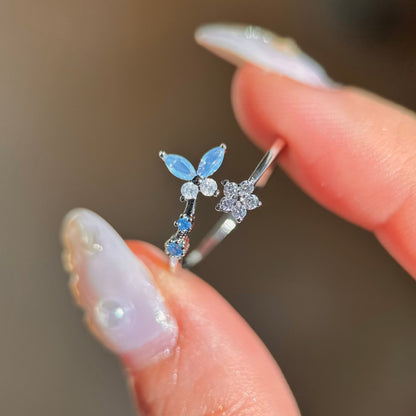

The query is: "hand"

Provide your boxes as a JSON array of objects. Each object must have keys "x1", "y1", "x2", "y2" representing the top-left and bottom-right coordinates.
[{"x1": 61, "y1": 24, "x2": 416, "y2": 416}]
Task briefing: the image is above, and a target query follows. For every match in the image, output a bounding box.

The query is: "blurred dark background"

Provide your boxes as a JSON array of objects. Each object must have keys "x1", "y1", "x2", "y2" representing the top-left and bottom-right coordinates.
[{"x1": 2, "y1": 0, "x2": 416, "y2": 415}]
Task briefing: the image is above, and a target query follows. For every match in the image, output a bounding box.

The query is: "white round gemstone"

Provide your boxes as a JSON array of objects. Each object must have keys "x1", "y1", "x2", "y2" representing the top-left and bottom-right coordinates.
[
  {"x1": 200, "y1": 178, "x2": 217, "y2": 196},
  {"x1": 243, "y1": 194, "x2": 260, "y2": 210},
  {"x1": 231, "y1": 201, "x2": 247, "y2": 222},
  {"x1": 224, "y1": 181, "x2": 239, "y2": 198},
  {"x1": 218, "y1": 197, "x2": 233, "y2": 212},
  {"x1": 239, "y1": 180, "x2": 254, "y2": 197},
  {"x1": 181, "y1": 182, "x2": 199, "y2": 200},
  {"x1": 94, "y1": 299, "x2": 128, "y2": 329}
]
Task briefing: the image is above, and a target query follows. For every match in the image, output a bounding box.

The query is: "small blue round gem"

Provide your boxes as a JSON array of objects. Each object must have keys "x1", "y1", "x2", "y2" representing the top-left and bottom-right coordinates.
[
  {"x1": 167, "y1": 242, "x2": 183, "y2": 257},
  {"x1": 177, "y1": 218, "x2": 192, "y2": 231}
]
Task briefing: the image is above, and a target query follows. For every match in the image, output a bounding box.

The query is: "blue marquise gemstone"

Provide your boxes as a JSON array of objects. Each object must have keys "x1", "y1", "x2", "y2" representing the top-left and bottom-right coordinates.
[
  {"x1": 197, "y1": 146, "x2": 225, "y2": 178},
  {"x1": 177, "y1": 217, "x2": 192, "y2": 231},
  {"x1": 167, "y1": 242, "x2": 183, "y2": 257},
  {"x1": 164, "y1": 154, "x2": 196, "y2": 180}
]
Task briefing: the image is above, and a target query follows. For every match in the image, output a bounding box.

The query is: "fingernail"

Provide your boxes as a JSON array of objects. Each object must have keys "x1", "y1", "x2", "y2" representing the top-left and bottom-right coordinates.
[
  {"x1": 60, "y1": 208, "x2": 178, "y2": 368},
  {"x1": 195, "y1": 23, "x2": 337, "y2": 88}
]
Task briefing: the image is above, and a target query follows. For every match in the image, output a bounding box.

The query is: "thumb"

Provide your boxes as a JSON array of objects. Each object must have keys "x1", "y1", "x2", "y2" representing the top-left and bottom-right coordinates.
[{"x1": 61, "y1": 209, "x2": 300, "y2": 416}]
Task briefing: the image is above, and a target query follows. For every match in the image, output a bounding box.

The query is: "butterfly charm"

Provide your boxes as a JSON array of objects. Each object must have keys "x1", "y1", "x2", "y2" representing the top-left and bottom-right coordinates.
[{"x1": 159, "y1": 144, "x2": 226, "y2": 200}]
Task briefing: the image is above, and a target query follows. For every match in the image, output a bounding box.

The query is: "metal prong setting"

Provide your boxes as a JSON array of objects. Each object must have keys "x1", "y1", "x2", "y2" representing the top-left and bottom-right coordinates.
[{"x1": 159, "y1": 151, "x2": 166, "y2": 160}]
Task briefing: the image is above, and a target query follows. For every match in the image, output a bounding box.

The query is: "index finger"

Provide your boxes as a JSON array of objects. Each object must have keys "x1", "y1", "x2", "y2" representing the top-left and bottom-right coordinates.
[{"x1": 197, "y1": 24, "x2": 416, "y2": 278}]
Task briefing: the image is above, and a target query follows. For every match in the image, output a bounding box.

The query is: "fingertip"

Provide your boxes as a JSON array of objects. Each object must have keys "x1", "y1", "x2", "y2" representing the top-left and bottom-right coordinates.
[
  {"x1": 231, "y1": 65, "x2": 416, "y2": 277},
  {"x1": 123, "y1": 240, "x2": 300, "y2": 415},
  {"x1": 61, "y1": 209, "x2": 299, "y2": 415},
  {"x1": 231, "y1": 65, "x2": 341, "y2": 150}
]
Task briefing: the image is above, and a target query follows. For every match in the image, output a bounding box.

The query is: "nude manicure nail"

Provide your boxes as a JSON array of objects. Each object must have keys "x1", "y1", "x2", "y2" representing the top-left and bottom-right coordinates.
[
  {"x1": 195, "y1": 23, "x2": 337, "y2": 88},
  {"x1": 60, "y1": 208, "x2": 178, "y2": 368}
]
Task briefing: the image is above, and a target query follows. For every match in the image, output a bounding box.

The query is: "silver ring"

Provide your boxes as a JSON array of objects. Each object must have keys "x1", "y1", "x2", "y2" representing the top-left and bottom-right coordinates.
[{"x1": 159, "y1": 139, "x2": 285, "y2": 269}]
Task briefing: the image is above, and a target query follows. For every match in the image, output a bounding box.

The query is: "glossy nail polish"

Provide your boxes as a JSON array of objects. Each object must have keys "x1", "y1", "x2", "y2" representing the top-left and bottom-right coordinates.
[
  {"x1": 61, "y1": 208, "x2": 178, "y2": 368},
  {"x1": 195, "y1": 23, "x2": 336, "y2": 88}
]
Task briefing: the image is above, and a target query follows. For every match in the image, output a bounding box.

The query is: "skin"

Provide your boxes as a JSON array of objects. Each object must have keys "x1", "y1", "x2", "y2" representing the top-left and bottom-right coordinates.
[{"x1": 119, "y1": 65, "x2": 416, "y2": 415}]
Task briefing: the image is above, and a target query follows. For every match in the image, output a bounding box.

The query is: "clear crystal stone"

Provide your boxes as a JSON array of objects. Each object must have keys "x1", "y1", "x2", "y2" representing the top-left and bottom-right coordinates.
[
  {"x1": 94, "y1": 299, "x2": 128, "y2": 329},
  {"x1": 243, "y1": 194, "x2": 260, "y2": 210},
  {"x1": 224, "y1": 181, "x2": 239, "y2": 198},
  {"x1": 218, "y1": 197, "x2": 233, "y2": 212},
  {"x1": 181, "y1": 182, "x2": 199, "y2": 200},
  {"x1": 200, "y1": 178, "x2": 217, "y2": 196},
  {"x1": 231, "y1": 201, "x2": 247, "y2": 222},
  {"x1": 239, "y1": 180, "x2": 254, "y2": 197}
]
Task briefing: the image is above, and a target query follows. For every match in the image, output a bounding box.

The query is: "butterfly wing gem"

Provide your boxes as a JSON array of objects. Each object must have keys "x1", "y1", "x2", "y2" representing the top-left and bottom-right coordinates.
[
  {"x1": 196, "y1": 143, "x2": 226, "y2": 197},
  {"x1": 197, "y1": 145, "x2": 226, "y2": 178},
  {"x1": 159, "y1": 152, "x2": 196, "y2": 180}
]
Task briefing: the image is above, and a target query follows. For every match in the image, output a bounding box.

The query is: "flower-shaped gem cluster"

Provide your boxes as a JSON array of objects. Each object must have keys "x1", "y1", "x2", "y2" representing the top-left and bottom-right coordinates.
[{"x1": 216, "y1": 180, "x2": 261, "y2": 222}]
